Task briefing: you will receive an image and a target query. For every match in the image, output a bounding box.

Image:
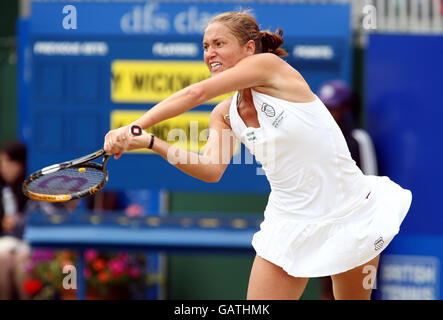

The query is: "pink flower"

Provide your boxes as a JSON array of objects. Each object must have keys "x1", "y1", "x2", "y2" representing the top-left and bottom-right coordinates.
[
  {"x1": 84, "y1": 249, "x2": 98, "y2": 262},
  {"x1": 108, "y1": 259, "x2": 125, "y2": 278},
  {"x1": 31, "y1": 249, "x2": 54, "y2": 263}
]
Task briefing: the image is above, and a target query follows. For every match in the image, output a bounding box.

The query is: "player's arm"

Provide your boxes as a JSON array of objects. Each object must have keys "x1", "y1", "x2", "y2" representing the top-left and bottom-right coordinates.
[
  {"x1": 128, "y1": 99, "x2": 235, "y2": 183},
  {"x1": 104, "y1": 53, "x2": 280, "y2": 157},
  {"x1": 131, "y1": 53, "x2": 280, "y2": 129}
]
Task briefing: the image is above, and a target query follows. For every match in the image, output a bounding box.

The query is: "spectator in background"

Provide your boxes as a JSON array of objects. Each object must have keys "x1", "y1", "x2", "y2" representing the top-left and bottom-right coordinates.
[
  {"x1": 317, "y1": 80, "x2": 378, "y2": 299},
  {"x1": 0, "y1": 141, "x2": 31, "y2": 299}
]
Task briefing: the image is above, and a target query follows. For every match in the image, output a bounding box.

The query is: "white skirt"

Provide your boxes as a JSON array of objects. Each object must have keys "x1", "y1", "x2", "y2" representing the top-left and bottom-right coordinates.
[{"x1": 251, "y1": 175, "x2": 412, "y2": 277}]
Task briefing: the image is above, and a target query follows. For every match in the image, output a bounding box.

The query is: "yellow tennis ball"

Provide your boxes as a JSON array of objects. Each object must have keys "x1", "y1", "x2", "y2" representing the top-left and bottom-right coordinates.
[{"x1": 78, "y1": 168, "x2": 86, "y2": 173}]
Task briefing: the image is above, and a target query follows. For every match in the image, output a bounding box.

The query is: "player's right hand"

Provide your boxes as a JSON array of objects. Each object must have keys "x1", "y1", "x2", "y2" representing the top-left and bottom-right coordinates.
[
  {"x1": 104, "y1": 125, "x2": 128, "y2": 159},
  {"x1": 104, "y1": 125, "x2": 152, "y2": 159}
]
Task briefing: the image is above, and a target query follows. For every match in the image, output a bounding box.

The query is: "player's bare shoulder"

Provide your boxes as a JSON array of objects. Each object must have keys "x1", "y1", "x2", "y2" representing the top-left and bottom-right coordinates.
[{"x1": 241, "y1": 52, "x2": 284, "y2": 70}]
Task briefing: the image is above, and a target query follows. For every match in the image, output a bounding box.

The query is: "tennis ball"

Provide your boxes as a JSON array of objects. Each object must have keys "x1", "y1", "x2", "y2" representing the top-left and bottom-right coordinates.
[{"x1": 78, "y1": 168, "x2": 86, "y2": 173}]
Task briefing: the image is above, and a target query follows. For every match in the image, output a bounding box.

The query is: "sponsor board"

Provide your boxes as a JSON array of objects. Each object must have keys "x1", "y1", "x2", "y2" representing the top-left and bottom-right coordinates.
[
  {"x1": 111, "y1": 60, "x2": 233, "y2": 104},
  {"x1": 378, "y1": 254, "x2": 440, "y2": 300}
]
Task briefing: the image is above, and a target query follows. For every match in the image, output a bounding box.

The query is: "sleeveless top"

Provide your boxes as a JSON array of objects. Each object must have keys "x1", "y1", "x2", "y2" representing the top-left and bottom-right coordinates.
[{"x1": 229, "y1": 89, "x2": 373, "y2": 222}]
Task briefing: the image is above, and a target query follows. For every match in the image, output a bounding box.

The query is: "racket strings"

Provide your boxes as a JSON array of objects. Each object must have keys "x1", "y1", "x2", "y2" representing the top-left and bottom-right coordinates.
[{"x1": 26, "y1": 168, "x2": 105, "y2": 195}]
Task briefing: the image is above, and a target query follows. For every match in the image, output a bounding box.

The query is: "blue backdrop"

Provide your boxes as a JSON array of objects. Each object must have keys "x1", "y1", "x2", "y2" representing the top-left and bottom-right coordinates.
[{"x1": 366, "y1": 34, "x2": 443, "y2": 299}]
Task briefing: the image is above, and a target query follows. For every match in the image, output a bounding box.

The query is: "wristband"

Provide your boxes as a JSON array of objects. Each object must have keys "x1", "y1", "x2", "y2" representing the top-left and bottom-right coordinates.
[{"x1": 148, "y1": 134, "x2": 155, "y2": 149}]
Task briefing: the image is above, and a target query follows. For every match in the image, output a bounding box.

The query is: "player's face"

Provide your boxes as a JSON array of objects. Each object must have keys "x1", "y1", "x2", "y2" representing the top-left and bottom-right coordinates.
[{"x1": 203, "y1": 23, "x2": 251, "y2": 76}]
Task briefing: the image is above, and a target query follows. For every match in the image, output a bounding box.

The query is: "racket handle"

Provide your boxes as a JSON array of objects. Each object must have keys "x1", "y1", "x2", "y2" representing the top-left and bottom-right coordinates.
[{"x1": 130, "y1": 125, "x2": 143, "y2": 136}]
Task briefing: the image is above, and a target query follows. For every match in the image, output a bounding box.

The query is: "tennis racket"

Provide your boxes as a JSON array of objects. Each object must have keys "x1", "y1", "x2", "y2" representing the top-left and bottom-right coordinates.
[{"x1": 23, "y1": 125, "x2": 143, "y2": 202}]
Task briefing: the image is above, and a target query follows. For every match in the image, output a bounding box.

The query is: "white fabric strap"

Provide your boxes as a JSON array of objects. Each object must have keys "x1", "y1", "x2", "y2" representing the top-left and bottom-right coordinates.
[{"x1": 352, "y1": 128, "x2": 378, "y2": 175}]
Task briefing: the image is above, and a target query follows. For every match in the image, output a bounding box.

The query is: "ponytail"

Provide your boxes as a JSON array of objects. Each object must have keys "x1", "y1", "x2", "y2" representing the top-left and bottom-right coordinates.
[{"x1": 259, "y1": 28, "x2": 288, "y2": 57}]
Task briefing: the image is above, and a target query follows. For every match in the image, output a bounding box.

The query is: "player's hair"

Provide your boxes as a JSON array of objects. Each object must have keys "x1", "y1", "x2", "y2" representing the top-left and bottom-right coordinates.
[{"x1": 208, "y1": 11, "x2": 288, "y2": 57}]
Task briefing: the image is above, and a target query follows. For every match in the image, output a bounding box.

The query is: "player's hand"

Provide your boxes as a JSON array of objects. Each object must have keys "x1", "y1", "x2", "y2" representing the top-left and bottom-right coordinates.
[
  {"x1": 104, "y1": 126, "x2": 127, "y2": 159},
  {"x1": 104, "y1": 125, "x2": 151, "y2": 159}
]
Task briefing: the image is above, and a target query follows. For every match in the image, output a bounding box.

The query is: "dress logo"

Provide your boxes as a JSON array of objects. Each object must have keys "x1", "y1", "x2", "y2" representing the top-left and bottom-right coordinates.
[
  {"x1": 374, "y1": 237, "x2": 384, "y2": 251},
  {"x1": 261, "y1": 103, "x2": 276, "y2": 117},
  {"x1": 246, "y1": 131, "x2": 257, "y2": 142}
]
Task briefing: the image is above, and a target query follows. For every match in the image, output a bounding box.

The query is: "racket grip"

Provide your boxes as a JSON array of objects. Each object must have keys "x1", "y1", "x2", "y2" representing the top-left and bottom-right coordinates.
[{"x1": 130, "y1": 125, "x2": 143, "y2": 136}]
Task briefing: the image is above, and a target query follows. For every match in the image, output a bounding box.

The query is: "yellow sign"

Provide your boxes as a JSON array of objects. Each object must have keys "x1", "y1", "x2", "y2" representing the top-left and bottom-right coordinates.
[
  {"x1": 111, "y1": 110, "x2": 210, "y2": 153},
  {"x1": 111, "y1": 60, "x2": 233, "y2": 104}
]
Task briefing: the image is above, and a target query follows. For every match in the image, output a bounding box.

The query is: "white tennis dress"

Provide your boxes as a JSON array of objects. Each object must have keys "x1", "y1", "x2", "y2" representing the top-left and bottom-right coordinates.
[{"x1": 229, "y1": 89, "x2": 412, "y2": 277}]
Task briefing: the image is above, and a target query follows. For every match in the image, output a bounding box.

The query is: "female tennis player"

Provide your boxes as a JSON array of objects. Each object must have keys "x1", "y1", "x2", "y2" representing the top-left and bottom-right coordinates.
[{"x1": 104, "y1": 12, "x2": 412, "y2": 300}]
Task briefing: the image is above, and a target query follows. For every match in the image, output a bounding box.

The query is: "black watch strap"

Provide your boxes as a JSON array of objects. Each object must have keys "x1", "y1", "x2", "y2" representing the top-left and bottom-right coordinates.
[{"x1": 148, "y1": 134, "x2": 155, "y2": 149}]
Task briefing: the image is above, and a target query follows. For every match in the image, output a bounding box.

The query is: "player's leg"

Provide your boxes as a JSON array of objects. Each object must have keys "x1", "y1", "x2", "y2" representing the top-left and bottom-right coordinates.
[
  {"x1": 247, "y1": 255, "x2": 309, "y2": 300},
  {"x1": 331, "y1": 255, "x2": 380, "y2": 300}
]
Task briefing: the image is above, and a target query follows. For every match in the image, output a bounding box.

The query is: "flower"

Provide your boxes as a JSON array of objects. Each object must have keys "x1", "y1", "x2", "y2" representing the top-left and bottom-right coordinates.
[
  {"x1": 24, "y1": 249, "x2": 76, "y2": 299},
  {"x1": 25, "y1": 249, "x2": 148, "y2": 299},
  {"x1": 98, "y1": 271, "x2": 110, "y2": 284},
  {"x1": 85, "y1": 249, "x2": 98, "y2": 262},
  {"x1": 108, "y1": 258, "x2": 125, "y2": 278},
  {"x1": 92, "y1": 258, "x2": 106, "y2": 271},
  {"x1": 84, "y1": 251, "x2": 147, "y2": 298},
  {"x1": 23, "y1": 279, "x2": 44, "y2": 296},
  {"x1": 61, "y1": 259, "x2": 73, "y2": 269},
  {"x1": 31, "y1": 249, "x2": 55, "y2": 264}
]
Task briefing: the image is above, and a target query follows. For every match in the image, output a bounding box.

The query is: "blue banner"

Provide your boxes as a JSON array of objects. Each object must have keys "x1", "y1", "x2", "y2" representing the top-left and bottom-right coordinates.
[
  {"x1": 366, "y1": 34, "x2": 443, "y2": 299},
  {"x1": 30, "y1": 1, "x2": 350, "y2": 38},
  {"x1": 374, "y1": 234, "x2": 443, "y2": 300}
]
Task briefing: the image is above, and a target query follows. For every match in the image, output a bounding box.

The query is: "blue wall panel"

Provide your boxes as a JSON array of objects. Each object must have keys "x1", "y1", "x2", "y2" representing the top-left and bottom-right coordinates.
[
  {"x1": 71, "y1": 114, "x2": 102, "y2": 153},
  {"x1": 35, "y1": 63, "x2": 65, "y2": 103},
  {"x1": 366, "y1": 34, "x2": 443, "y2": 236},
  {"x1": 35, "y1": 113, "x2": 64, "y2": 152},
  {"x1": 72, "y1": 63, "x2": 102, "y2": 104},
  {"x1": 366, "y1": 34, "x2": 443, "y2": 299}
]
